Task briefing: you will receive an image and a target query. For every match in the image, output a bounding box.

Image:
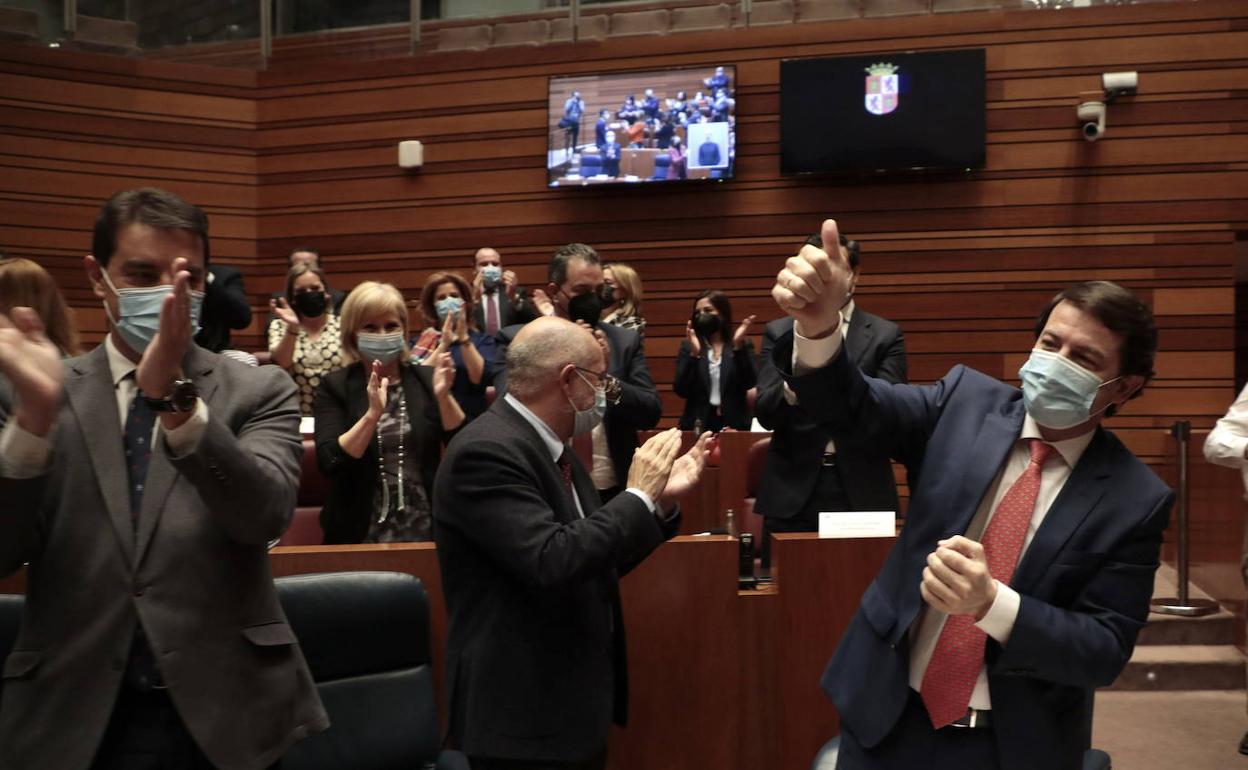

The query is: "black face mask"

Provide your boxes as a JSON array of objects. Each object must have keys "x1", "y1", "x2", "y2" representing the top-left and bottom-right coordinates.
[
  {"x1": 292, "y1": 291, "x2": 328, "y2": 318},
  {"x1": 566, "y1": 290, "x2": 604, "y2": 326},
  {"x1": 601, "y1": 285, "x2": 616, "y2": 305},
  {"x1": 693, "y1": 312, "x2": 720, "y2": 337}
]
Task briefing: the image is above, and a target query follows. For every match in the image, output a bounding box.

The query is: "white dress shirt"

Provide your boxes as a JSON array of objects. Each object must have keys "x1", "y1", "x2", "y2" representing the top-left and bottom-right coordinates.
[
  {"x1": 503, "y1": 393, "x2": 653, "y2": 516},
  {"x1": 787, "y1": 301, "x2": 855, "y2": 454},
  {"x1": 793, "y1": 315, "x2": 1095, "y2": 710},
  {"x1": 1204, "y1": 382, "x2": 1248, "y2": 499},
  {"x1": 0, "y1": 336, "x2": 209, "y2": 478},
  {"x1": 708, "y1": 347, "x2": 723, "y2": 408}
]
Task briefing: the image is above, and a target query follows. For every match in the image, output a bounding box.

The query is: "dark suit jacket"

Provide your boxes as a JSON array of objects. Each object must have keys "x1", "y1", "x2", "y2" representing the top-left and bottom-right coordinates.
[
  {"x1": 471, "y1": 289, "x2": 538, "y2": 332},
  {"x1": 432, "y1": 398, "x2": 680, "y2": 762},
  {"x1": 673, "y1": 338, "x2": 757, "y2": 431},
  {"x1": 0, "y1": 345, "x2": 327, "y2": 770},
  {"x1": 786, "y1": 349, "x2": 1173, "y2": 770},
  {"x1": 313, "y1": 361, "x2": 449, "y2": 544},
  {"x1": 754, "y1": 311, "x2": 906, "y2": 519},
  {"x1": 195, "y1": 264, "x2": 252, "y2": 352},
  {"x1": 494, "y1": 321, "x2": 662, "y2": 487}
]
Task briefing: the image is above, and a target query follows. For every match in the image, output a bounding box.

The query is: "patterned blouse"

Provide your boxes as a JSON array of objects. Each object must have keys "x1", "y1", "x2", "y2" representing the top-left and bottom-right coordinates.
[
  {"x1": 603, "y1": 309, "x2": 646, "y2": 337},
  {"x1": 267, "y1": 314, "x2": 346, "y2": 416}
]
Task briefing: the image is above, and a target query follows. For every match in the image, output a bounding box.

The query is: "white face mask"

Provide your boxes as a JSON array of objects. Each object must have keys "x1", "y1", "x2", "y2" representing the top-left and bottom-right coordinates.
[
  {"x1": 567, "y1": 370, "x2": 606, "y2": 436},
  {"x1": 1019, "y1": 349, "x2": 1121, "y2": 430}
]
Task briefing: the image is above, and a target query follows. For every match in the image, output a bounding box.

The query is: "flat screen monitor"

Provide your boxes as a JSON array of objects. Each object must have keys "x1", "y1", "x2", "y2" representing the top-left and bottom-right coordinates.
[
  {"x1": 780, "y1": 49, "x2": 985, "y2": 175},
  {"x1": 548, "y1": 65, "x2": 736, "y2": 188}
]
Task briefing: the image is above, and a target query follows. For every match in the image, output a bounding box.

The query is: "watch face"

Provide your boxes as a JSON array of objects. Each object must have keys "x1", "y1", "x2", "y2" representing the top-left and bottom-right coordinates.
[{"x1": 171, "y1": 380, "x2": 199, "y2": 412}]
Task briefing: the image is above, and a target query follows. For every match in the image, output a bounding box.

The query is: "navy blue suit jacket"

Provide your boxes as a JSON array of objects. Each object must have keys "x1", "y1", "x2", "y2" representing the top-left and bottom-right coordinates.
[{"x1": 783, "y1": 346, "x2": 1173, "y2": 770}]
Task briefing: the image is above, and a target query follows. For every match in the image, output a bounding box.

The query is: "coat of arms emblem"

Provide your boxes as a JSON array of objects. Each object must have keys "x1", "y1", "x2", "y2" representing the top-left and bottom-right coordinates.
[{"x1": 865, "y1": 63, "x2": 900, "y2": 116}]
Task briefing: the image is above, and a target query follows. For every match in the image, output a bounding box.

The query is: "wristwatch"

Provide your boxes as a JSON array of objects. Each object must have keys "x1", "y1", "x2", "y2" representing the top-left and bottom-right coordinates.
[{"x1": 140, "y1": 379, "x2": 200, "y2": 413}]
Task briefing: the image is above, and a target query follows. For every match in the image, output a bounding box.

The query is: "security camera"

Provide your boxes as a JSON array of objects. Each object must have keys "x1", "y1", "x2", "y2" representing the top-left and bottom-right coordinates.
[
  {"x1": 1077, "y1": 101, "x2": 1106, "y2": 142},
  {"x1": 1102, "y1": 71, "x2": 1138, "y2": 101}
]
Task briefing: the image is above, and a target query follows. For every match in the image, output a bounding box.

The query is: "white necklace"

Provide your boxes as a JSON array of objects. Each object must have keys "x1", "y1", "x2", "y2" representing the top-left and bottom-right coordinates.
[{"x1": 375, "y1": 383, "x2": 407, "y2": 524}]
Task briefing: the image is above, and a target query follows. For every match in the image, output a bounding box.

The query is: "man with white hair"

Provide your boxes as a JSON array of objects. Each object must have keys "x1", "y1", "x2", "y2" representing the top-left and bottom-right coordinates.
[{"x1": 434, "y1": 316, "x2": 710, "y2": 770}]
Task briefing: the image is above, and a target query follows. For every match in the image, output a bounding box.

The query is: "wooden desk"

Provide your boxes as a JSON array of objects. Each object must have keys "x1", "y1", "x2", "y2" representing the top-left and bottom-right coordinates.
[{"x1": 0, "y1": 534, "x2": 892, "y2": 770}]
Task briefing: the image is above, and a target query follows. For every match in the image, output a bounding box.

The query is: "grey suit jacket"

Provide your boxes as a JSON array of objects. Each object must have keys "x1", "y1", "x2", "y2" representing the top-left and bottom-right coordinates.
[{"x1": 0, "y1": 344, "x2": 328, "y2": 770}]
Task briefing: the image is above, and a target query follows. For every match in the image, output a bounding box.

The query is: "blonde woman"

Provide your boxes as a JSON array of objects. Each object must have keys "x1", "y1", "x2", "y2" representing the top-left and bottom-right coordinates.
[
  {"x1": 601, "y1": 262, "x2": 646, "y2": 336},
  {"x1": 313, "y1": 281, "x2": 463, "y2": 544},
  {"x1": 0, "y1": 256, "x2": 80, "y2": 356}
]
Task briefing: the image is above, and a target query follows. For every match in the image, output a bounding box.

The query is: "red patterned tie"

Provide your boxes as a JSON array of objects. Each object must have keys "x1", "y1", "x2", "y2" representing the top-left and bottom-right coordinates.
[
  {"x1": 920, "y1": 438, "x2": 1056, "y2": 728},
  {"x1": 485, "y1": 293, "x2": 499, "y2": 336}
]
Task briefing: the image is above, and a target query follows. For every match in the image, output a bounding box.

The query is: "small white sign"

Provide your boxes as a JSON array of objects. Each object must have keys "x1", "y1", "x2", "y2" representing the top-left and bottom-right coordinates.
[
  {"x1": 819, "y1": 510, "x2": 895, "y2": 539},
  {"x1": 300, "y1": 416, "x2": 315, "y2": 435}
]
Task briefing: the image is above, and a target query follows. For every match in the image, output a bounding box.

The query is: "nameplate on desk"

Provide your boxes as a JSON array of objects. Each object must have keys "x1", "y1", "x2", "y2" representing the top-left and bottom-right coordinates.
[{"x1": 819, "y1": 511, "x2": 895, "y2": 539}]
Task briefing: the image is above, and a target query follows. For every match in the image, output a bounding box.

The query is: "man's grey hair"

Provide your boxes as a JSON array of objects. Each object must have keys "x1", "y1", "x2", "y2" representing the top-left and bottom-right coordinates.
[{"x1": 506, "y1": 318, "x2": 599, "y2": 400}]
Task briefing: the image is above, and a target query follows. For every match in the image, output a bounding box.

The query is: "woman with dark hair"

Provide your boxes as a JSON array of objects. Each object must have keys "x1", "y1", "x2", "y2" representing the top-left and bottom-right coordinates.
[
  {"x1": 674, "y1": 290, "x2": 757, "y2": 432},
  {"x1": 410, "y1": 271, "x2": 495, "y2": 422},
  {"x1": 268, "y1": 263, "x2": 346, "y2": 415}
]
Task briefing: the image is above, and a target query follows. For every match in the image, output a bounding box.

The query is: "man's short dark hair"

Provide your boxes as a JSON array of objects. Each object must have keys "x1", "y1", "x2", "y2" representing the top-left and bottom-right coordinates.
[
  {"x1": 93, "y1": 188, "x2": 210, "y2": 268},
  {"x1": 1034, "y1": 280, "x2": 1157, "y2": 405},
  {"x1": 289, "y1": 246, "x2": 321, "y2": 264},
  {"x1": 550, "y1": 243, "x2": 601, "y2": 286},
  {"x1": 804, "y1": 233, "x2": 860, "y2": 270}
]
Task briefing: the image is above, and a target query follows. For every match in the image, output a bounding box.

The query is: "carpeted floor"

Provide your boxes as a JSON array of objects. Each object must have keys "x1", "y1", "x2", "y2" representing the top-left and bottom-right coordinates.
[{"x1": 1094, "y1": 690, "x2": 1247, "y2": 769}]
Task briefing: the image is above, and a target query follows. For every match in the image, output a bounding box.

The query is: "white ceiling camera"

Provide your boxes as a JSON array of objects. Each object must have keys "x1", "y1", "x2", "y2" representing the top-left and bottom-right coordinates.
[
  {"x1": 1076, "y1": 71, "x2": 1138, "y2": 142},
  {"x1": 1102, "y1": 71, "x2": 1138, "y2": 100},
  {"x1": 1077, "y1": 101, "x2": 1106, "y2": 142}
]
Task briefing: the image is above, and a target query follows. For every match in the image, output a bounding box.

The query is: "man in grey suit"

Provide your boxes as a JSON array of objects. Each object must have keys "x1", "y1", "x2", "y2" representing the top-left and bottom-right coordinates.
[
  {"x1": 754, "y1": 232, "x2": 908, "y2": 567},
  {"x1": 0, "y1": 188, "x2": 327, "y2": 769}
]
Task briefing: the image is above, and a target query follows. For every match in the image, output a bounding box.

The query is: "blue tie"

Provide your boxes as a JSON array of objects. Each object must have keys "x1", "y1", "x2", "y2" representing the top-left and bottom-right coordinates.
[
  {"x1": 123, "y1": 385, "x2": 156, "y2": 525},
  {"x1": 121, "y1": 380, "x2": 164, "y2": 690}
]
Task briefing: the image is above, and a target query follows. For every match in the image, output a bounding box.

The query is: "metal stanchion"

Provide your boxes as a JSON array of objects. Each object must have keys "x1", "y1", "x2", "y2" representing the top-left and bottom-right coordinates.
[{"x1": 1150, "y1": 420, "x2": 1218, "y2": 617}]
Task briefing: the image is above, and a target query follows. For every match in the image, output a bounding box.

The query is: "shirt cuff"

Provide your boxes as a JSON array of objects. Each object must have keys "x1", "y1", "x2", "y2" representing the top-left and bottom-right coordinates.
[
  {"x1": 975, "y1": 580, "x2": 1021, "y2": 645},
  {"x1": 0, "y1": 418, "x2": 52, "y2": 478},
  {"x1": 625, "y1": 487, "x2": 659, "y2": 515},
  {"x1": 791, "y1": 313, "x2": 846, "y2": 375},
  {"x1": 782, "y1": 382, "x2": 798, "y2": 406},
  {"x1": 162, "y1": 399, "x2": 210, "y2": 459}
]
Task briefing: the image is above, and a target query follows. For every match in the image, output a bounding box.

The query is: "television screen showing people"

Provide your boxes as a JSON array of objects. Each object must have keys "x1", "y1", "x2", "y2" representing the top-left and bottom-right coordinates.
[{"x1": 548, "y1": 66, "x2": 736, "y2": 187}]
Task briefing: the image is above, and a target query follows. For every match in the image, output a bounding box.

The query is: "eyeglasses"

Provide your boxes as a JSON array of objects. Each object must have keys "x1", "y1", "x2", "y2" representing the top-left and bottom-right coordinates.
[{"x1": 573, "y1": 366, "x2": 622, "y2": 404}]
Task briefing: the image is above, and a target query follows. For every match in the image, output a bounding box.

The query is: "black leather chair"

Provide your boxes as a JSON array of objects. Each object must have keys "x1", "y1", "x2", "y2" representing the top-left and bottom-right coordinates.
[
  {"x1": 0, "y1": 593, "x2": 23, "y2": 701},
  {"x1": 276, "y1": 571, "x2": 467, "y2": 770}
]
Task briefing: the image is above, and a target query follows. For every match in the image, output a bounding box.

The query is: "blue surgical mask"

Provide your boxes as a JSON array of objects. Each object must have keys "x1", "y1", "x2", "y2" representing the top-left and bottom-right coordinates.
[
  {"x1": 568, "y1": 371, "x2": 607, "y2": 436},
  {"x1": 100, "y1": 270, "x2": 204, "y2": 354},
  {"x1": 435, "y1": 296, "x2": 463, "y2": 322},
  {"x1": 357, "y1": 332, "x2": 406, "y2": 365},
  {"x1": 1019, "y1": 349, "x2": 1120, "y2": 430},
  {"x1": 481, "y1": 266, "x2": 502, "y2": 290}
]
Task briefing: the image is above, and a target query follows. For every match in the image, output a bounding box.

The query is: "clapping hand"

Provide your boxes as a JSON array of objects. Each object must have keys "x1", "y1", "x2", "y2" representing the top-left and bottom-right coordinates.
[
  {"x1": 270, "y1": 296, "x2": 300, "y2": 329},
  {"x1": 366, "y1": 360, "x2": 389, "y2": 420},
  {"x1": 684, "y1": 321, "x2": 702, "y2": 357},
  {"x1": 658, "y1": 431, "x2": 713, "y2": 511},
  {"x1": 431, "y1": 351, "x2": 456, "y2": 398},
  {"x1": 733, "y1": 315, "x2": 756, "y2": 350},
  {"x1": 135, "y1": 256, "x2": 193, "y2": 402},
  {"x1": 626, "y1": 428, "x2": 683, "y2": 503},
  {"x1": 530, "y1": 288, "x2": 556, "y2": 317},
  {"x1": 0, "y1": 307, "x2": 64, "y2": 436},
  {"x1": 772, "y1": 219, "x2": 854, "y2": 339},
  {"x1": 503, "y1": 270, "x2": 519, "y2": 300}
]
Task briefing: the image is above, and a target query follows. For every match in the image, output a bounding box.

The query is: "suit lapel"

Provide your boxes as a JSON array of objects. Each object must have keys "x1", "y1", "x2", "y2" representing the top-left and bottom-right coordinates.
[
  {"x1": 1011, "y1": 430, "x2": 1112, "y2": 592},
  {"x1": 948, "y1": 401, "x2": 1026, "y2": 536},
  {"x1": 134, "y1": 346, "x2": 218, "y2": 565},
  {"x1": 568, "y1": 453, "x2": 601, "y2": 518},
  {"x1": 848, "y1": 312, "x2": 877, "y2": 371},
  {"x1": 494, "y1": 399, "x2": 586, "y2": 522},
  {"x1": 64, "y1": 346, "x2": 134, "y2": 565}
]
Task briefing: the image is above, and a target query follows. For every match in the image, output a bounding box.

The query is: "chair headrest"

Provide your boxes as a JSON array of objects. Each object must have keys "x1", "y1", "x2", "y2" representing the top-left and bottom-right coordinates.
[{"x1": 276, "y1": 572, "x2": 429, "y2": 681}]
